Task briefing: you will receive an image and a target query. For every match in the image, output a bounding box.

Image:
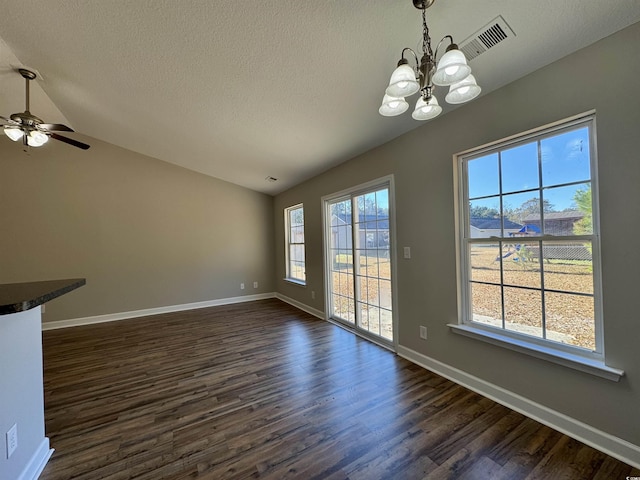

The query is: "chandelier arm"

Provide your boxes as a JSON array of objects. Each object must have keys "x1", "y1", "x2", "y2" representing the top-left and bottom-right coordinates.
[
  {"x1": 433, "y1": 35, "x2": 454, "y2": 63},
  {"x1": 401, "y1": 47, "x2": 420, "y2": 70}
]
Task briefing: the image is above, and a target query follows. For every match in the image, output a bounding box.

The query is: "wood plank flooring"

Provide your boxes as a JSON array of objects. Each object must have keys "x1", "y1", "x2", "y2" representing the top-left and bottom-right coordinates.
[{"x1": 40, "y1": 299, "x2": 639, "y2": 479}]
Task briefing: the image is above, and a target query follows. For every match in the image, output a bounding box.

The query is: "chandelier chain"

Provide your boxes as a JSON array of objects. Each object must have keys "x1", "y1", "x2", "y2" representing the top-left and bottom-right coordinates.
[{"x1": 422, "y1": 7, "x2": 433, "y2": 58}]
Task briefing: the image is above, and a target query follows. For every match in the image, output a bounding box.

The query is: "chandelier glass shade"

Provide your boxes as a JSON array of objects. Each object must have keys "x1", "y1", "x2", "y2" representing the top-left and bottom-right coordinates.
[
  {"x1": 380, "y1": 0, "x2": 481, "y2": 121},
  {"x1": 445, "y1": 74, "x2": 481, "y2": 104},
  {"x1": 379, "y1": 94, "x2": 410, "y2": 117},
  {"x1": 432, "y1": 49, "x2": 471, "y2": 86},
  {"x1": 412, "y1": 95, "x2": 442, "y2": 121},
  {"x1": 385, "y1": 63, "x2": 420, "y2": 98}
]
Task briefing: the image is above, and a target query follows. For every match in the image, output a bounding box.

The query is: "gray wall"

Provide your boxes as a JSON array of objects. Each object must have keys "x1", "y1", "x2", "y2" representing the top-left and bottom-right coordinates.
[
  {"x1": 274, "y1": 22, "x2": 640, "y2": 447},
  {"x1": 0, "y1": 136, "x2": 275, "y2": 322}
]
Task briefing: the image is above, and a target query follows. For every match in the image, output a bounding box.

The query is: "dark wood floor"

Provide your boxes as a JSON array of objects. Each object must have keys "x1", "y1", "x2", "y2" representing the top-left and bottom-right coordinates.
[{"x1": 40, "y1": 299, "x2": 638, "y2": 479}]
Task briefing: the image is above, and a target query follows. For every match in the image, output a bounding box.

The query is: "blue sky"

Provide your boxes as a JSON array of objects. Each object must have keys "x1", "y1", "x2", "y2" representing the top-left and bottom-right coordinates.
[{"x1": 468, "y1": 126, "x2": 591, "y2": 211}]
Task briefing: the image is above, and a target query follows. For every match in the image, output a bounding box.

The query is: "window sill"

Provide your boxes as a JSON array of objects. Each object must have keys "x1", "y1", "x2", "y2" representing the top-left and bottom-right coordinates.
[
  {"x1": 448, "y1": 323, "x2": 624, "y2": 382},
  {"x1": 283, "y1": 278, "x2": 306, "y2": 287}
]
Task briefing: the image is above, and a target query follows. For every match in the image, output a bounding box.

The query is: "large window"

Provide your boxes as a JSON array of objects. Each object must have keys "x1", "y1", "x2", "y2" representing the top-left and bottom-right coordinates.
[
  {"x1": 455, "y1": 112, "x2": 606, "y2": 364},
  {"x1": 285, "y1": 204, "x2": 306, "y2": 284}
]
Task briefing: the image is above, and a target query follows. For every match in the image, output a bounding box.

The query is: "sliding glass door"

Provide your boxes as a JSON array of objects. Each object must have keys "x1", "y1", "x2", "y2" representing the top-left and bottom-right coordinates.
[{"x1": 324, "y1": 180, "x2": 394, "y2": 346}]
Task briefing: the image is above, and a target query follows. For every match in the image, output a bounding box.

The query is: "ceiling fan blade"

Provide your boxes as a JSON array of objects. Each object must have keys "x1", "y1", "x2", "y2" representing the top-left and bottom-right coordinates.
[
  {"x1": 0, "y1": 115, "x2": 19, "y2": 125},
  {"x1": 50, "y1": 132, "x2": 91, "y2": 150},
  {"x1": 39, "y1": 123, "x2": 74, "y2": 132}
]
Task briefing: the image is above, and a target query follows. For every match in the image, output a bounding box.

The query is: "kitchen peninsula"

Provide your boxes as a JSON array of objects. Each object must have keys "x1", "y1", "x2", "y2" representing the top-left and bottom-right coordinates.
[{"x1": 0, "y1": 278, "x2": 85, "y2": 480}]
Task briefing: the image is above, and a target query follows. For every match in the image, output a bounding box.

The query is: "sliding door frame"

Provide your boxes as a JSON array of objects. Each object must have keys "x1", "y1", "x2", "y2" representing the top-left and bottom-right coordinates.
[{"x1": 321, "y1": 175, "x2": 399, "y2": 351}]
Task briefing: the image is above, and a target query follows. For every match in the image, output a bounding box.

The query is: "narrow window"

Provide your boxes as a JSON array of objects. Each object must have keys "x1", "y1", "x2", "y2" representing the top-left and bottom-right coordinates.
[{"x1": 285, "y1": 204, "x2": 306, "y2": 284}]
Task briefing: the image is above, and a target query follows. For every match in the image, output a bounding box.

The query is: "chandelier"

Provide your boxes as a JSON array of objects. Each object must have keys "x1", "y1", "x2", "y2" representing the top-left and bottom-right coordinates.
[{"x1": 380, "y1": 0, "x2": 481, "y2": 121}]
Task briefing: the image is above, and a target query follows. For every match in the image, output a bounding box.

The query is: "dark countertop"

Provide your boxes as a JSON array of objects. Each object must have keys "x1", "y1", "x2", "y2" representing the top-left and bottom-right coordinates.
[{"x1": 0, "y1": 278, "x2": 86, "y2": 315}]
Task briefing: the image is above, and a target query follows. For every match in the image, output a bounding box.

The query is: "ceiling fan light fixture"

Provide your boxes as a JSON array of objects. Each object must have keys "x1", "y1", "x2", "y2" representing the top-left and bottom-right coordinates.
[
  {"x1": 27, "y1": 130, "x2": 49, "y2": 147},
  {"x1": 4, "y1": 126, "x2": 23, "y2": 141},
  {"x1": 0, "y1": 68, "x2": 91, "y2": 150}
]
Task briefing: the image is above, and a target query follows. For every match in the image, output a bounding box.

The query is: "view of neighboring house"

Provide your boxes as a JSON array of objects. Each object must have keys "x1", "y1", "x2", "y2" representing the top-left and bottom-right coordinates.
[
  {"x1": 519, "y1": 210, "x2": 591, "y2": 261},
  {"x1": 470, "y1": 217, "x2": 522, "y2": 238},
  {"x1": 522, "y1": 210, "x2": 585, "y2": 236},
  {"x1": 470, "y1": 213, "x2": 592, "y2": 261},
  {"x1": 331, "y1": 214, "x2": 390, "y2": 250},
  {"x1": 470, "y1": 211, "x2": 587, "y2": 239}
]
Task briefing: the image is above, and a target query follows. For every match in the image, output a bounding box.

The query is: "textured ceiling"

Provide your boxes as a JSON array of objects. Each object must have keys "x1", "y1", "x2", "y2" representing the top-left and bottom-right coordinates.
[{"x1": 1, "y1": 1, "x2": 639, "y2": 195}]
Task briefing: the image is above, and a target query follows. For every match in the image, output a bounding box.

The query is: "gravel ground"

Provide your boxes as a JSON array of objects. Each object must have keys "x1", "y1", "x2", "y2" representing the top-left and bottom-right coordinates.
[
  {"x1": 470, "y1": 247, "x2": 595, "y2": 350},
  {"x1": 331, "y1": 257, "x2": 393, "y2": 340},
  {"x1": 330, "y1": 249, "x2": 595, "y2": 350}
]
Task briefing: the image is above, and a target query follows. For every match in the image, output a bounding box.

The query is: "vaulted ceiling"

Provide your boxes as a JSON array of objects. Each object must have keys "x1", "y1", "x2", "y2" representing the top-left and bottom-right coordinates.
[{"x1": 1, "y1": 1, "x2": 639, "y2": 194}]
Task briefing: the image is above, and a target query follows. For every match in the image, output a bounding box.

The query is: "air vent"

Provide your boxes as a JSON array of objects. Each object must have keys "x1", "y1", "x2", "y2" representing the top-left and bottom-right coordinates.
[{"x1": 459, "y1": 15, "x2": 515, "y2": 61}]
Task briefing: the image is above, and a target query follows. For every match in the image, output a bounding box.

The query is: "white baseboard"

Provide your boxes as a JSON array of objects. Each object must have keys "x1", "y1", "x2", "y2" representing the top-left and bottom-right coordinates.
[
  {"x1": 397, "y1": 345, "x2": 640, "y2": 469},
  {"x1": 18, "y1": 437, "x2": 53, "y2": 480},
  {"x1": 42, "y1": 293, "x2": 276, "y2": 330},
  {"x1": 275, "y1": 293, "x2": 325, "y2": 320}
]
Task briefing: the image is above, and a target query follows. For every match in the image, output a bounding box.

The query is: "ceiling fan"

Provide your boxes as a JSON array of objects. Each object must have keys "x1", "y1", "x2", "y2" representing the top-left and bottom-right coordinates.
[{"x1": 1, "y1": 68, "x2": 90, "y2": 150}]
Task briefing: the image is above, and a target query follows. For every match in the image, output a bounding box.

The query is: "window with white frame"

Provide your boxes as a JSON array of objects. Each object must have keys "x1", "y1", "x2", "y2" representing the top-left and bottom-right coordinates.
[
  {"x1": 456, "y1": 113, "x2": 603, "y2": 360},
  {"x1": 285, "y1": 204, "x2": 306, "y2": 283}
]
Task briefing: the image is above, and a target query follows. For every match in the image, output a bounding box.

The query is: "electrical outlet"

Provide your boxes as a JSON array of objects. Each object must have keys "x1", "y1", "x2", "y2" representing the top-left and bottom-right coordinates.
[
  {"x1": 403, "y1": 246, "x2": 411, "y2": 259},
  {"x1": 253, "y1": 281, "x2": 258, "y2": 288},
  {"x1": 6, "y1": 424, "x2": 17, "y2": 459},
  {"x1": 311, "y1": 291, "x2": 316, "y2": 300},
  {"x1": 419, "y1": 326, "x2": 427, "y2": 340},
  {"x1": 240, "y1": 283, "x2": 245, "y2": 290}
]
